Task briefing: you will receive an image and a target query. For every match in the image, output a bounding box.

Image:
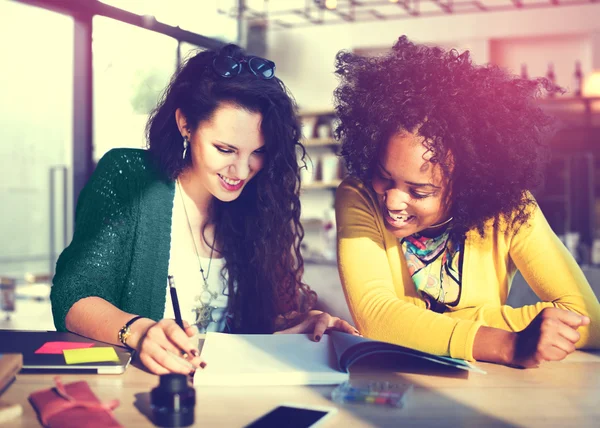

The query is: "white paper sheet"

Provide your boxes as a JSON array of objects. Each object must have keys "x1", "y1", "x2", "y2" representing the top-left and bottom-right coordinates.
[{"x1": 194, "y1": 333, "x2": 349, "y2": 386}]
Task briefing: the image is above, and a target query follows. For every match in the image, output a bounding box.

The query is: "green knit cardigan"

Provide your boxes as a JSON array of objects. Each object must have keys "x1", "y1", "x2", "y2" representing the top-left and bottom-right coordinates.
[{"x1": 51, "y1": 148, "x2": 175, "y2": 332}]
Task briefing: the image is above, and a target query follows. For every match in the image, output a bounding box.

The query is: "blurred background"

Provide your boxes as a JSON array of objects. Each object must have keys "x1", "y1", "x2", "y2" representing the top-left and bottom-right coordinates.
[{"x1": 1, "y1": 0, "x2": 600, "y2": 329}]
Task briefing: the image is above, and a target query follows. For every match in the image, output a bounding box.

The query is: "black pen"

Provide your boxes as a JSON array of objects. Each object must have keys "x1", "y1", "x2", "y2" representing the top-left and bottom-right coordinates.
[{"x1": 168, "y1": 275, "x2": 185, "y2": 330}]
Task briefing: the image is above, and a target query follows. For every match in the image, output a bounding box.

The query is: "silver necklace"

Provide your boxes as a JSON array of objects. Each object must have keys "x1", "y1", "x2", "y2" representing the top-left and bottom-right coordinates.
[{"x1": 177, "y1": 179, "x2": 218, "y2": 331}]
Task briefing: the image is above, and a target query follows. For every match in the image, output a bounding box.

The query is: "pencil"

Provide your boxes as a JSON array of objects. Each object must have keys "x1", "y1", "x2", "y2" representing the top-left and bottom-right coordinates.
[{"x1": 167, "y1": 275, "x2": 185, "y2": 330}]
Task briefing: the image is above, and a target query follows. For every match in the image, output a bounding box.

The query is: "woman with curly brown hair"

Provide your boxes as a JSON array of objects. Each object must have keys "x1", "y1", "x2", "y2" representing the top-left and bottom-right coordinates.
[
  {"x1": 334, "y1": 36, "x2": 600, "y2": 368},
  {"x1": 51, "y1": 44, "x2": 357, "y2": 375}
]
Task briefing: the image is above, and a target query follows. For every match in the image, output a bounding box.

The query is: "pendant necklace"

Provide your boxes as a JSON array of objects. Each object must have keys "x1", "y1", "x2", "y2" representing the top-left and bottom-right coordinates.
[{"x1": 177, "y1": 179, "x2": 218, "y2": 331}]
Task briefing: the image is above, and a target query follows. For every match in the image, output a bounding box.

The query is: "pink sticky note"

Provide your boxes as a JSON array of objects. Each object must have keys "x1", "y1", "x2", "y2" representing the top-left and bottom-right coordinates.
[{"x1": 35, "y1": 341, "x2": 95, "y2": 354}]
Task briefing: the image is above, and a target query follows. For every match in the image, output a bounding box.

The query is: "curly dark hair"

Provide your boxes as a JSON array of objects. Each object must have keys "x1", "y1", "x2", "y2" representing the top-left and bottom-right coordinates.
[
  {"x1": 147, "y1": 44, "x2": 315, "y2": 333},
  {"x1": 334, "y1": 35, "x2": 558, "y2": 239}
]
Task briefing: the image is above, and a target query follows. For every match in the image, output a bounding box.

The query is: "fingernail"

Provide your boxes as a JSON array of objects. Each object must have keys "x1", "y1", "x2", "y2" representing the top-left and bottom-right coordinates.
[
  {"x1": 200, "y1": 361, "x2": 207, "y2": 369},
  {"x1": 189, "y1": 369, "x2": 196, "y2": 376},
  {"x1": 191, "y1": 349, "x2": 200, "y2": 357},
  {"x1": 315, "y1": 335, "x2": 321, "y2": 342}
]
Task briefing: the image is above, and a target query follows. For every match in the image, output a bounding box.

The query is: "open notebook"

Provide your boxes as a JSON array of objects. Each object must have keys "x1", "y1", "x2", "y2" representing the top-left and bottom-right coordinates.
[{"x1": 194, "y1": 331, "x2": 484, "y2": 386}]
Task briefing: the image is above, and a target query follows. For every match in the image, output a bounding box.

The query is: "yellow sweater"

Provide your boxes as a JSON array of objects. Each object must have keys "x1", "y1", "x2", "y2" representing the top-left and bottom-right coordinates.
[{"x1": 335, "y1": 177, "x2": 600, "y2": 361}]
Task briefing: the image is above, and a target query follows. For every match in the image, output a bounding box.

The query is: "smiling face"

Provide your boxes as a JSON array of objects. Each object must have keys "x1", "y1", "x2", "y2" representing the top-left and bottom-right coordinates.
[
  {"x1": 177, "y1": 103, "x2": 266, "y2": 203},
  {"x1": 371, "y1": 130, "x2": 452, "y2": 239}
]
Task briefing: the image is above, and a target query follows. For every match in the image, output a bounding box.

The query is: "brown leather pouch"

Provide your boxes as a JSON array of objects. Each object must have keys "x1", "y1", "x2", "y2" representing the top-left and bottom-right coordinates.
[{"x1": 29, "y1": 377, "x2": 122, "y2": 428}]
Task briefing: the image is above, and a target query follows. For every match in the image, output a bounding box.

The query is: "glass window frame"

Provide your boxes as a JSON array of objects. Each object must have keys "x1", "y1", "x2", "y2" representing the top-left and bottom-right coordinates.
[{"x1": 15, "y1": 0, "x2": 228, "y2": 213}]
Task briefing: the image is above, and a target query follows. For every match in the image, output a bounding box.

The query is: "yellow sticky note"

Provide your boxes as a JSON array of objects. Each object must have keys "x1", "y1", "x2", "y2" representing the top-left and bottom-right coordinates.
[{"x1": 63, "y1": 347, "x2": 120, "y2": 365}]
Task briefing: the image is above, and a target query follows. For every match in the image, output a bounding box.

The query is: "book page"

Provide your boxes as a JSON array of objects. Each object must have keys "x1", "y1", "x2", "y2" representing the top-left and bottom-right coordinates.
[
  {"x1": 194, "y1": 333, "x2": 349, "y2": 386},
  {"x1": 329, "y1": 331, "x2": 486, "y2": 374}
]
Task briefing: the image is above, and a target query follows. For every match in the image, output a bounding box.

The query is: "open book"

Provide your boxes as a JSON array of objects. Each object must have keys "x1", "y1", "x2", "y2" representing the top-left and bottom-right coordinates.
[{"x1": 194, "y1": 331, "x2": 484, "y2": 386}]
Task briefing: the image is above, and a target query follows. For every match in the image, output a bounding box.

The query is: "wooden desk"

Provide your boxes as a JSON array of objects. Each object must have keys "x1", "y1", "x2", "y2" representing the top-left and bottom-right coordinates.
[{"x1": 3, "y1": 351, "x2": 600, "y2": 427}]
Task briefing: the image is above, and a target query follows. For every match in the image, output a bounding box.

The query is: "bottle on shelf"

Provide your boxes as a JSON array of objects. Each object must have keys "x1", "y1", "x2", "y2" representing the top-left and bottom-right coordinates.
[
  {"x1": 321, "y1": 208, "x2": 337, "y2": 261},
  {"x1": 320, "y1": 153, "x2": 339, "y2": 184},
  {"x1": 592, "y1": 238, "x2": 600, "y2": 266},
  {"x1": 520, "y1": 63, "x2": 528, "y2": 80},
  {"x1": 572, "y1": 61, "x2": 583, "y2": 97},
  {"x1": 545, "y1": 62, "x2": 556, "y2": 97}
]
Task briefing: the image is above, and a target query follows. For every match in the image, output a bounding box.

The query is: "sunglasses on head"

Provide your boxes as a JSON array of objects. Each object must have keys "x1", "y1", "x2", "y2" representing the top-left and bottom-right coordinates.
[{"x1": 212, "y1": 54, "x2": 276, "y2": 80}]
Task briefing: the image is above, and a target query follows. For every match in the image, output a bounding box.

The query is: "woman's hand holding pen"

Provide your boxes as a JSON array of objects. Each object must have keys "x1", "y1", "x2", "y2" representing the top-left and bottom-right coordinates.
[
  {"x1": 275, "y1": 310, "x2": 361, "y2": 342},
  {"x1": 128, "y1": 318, "x2": 206, "y2": 375}
]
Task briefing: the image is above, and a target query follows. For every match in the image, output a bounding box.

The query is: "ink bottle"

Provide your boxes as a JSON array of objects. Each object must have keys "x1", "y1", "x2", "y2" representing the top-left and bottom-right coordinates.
[{"x1": 151, "y1": 373, "x2": 196, "y2": 427}]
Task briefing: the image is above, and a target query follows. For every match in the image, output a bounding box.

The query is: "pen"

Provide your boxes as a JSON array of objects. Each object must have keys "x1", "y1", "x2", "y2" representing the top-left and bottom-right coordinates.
[{"x1": 168, "y1": 275, "x2": 185, "y2": 330}]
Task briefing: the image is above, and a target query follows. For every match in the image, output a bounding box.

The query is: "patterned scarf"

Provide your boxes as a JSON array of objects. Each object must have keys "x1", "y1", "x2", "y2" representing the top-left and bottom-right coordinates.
[{"x1": 401, "y1": 229, "x2": 464, "y2": 312}]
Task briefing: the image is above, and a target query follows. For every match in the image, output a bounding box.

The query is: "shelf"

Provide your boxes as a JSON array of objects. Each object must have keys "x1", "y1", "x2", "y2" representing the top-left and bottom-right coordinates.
[
  {"x1": 303, "y1": 138, "x2": 339, "y2": 147},
  {"x1": 303, "y1": 256, "x2": 337, "y2": 266},
  {"x1": 538, "y1": 195, "x2": 568, "y2": 203},
  {"x1": 299, "y1": 109, "x2": 336, "y2": 118},
  {"x1": 300, "y1": 218, "x2": 324, "y2": 227},
  {"x1": 536, "y1": 96, "x2": 600, "y2": 128},
  {"x1": 301, "y1": 180, "x2": 342, "y2": 190},
  {"x1": 536, "y1": 96, "x2": 600, "y2": 105}
]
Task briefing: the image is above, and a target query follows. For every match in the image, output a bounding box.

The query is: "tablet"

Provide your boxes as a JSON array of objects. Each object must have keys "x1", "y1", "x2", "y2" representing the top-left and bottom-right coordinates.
[{"x1": 0, "y1": 330, "x2": 131, "y2": 374}]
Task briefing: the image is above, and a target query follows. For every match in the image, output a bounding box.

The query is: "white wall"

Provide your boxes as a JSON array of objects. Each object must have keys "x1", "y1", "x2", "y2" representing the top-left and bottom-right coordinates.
[{"x1": 268, "y1": 4, "x2": 600, "y2": 111}]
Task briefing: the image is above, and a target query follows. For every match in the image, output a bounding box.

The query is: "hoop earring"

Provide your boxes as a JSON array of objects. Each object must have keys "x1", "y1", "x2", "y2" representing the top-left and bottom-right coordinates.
[
  {"x1": 429, "y1": 217, "x2": 453, "y2": 228},
  {"x1": 182, "y1": 136, "x2": 189, "y2": 160}
]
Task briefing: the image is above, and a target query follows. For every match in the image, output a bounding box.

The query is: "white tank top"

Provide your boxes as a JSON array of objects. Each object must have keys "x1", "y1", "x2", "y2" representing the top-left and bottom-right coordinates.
[{"x1": 163, "y1": 184, "x2": 231, "y2": 333}]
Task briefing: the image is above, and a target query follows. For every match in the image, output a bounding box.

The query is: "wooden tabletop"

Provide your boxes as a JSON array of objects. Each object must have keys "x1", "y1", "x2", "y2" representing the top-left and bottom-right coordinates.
[{"x1": 3, "y1": 351, "x2": 600, "y2": 427}]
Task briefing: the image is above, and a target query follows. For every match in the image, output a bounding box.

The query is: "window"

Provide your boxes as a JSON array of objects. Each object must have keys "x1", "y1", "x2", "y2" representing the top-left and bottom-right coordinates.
[
  {"x1": 0, "y1": 1, "x2": 74, "y2": 279},
  {"x1": 98, "y1": 0, "x2": 237, "y2": 42},
  {"x1": 179, "y1": 41, "x2": 206, "y2": 64},
  {"x1": 93, "y1": 16, "x2": 178, "y2": 161}
]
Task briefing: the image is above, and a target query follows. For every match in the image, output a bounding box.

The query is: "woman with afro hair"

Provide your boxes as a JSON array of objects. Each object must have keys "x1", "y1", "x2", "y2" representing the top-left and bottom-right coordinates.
[{"x1": 334, "y1": 36, "x2": 600, "y2": 368}]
